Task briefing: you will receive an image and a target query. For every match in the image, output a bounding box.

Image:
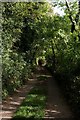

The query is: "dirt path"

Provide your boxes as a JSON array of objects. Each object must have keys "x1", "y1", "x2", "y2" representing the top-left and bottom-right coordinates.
[
  {"x1": 33, "y1": 67, "x2": 74, "y2": 119},
  {"x1": 44, "y1": 70, "x2": 74, "y2": 119},
  {"x1": 1, "y1": 76, "x2": 37, "y2": 120},
  {"x1": 1, "y1": 67, "x2": 74, "y2": 120}
]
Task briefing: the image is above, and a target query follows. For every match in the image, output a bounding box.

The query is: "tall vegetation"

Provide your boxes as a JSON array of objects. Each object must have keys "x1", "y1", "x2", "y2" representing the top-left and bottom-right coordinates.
[
  {"x1": 2, "y1": 0, "x2": 80, "y2": 117},
  {"x1": 2, "y1": 2, "x2": 52, "y2": 98}
]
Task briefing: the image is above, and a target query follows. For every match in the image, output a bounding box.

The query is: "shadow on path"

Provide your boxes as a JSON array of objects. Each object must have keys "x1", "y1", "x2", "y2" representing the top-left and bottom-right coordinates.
[
  {"x1": 1, "y1": 79, "x2": 37, "y2": 120},
  {"x1": 1, "y1": 66, "x2": 75, "y2": 120},
  {"x1": 43, "y1": 68, "x2": 74, "y2": 119},
  {"x1": 31, "y1": 66, "x2": 74, "y2": 119}
]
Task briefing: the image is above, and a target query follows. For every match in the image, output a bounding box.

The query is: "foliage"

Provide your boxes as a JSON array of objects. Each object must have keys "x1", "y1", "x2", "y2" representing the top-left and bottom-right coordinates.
[
  {"x1": 49, "y1": 1, "x2": 80, "y2": 117},
  {"x1": 2, "y1": 1, "x2": 80, "y2": 118},
  {"x1": 2, "y1": 2, "x2": 51, "y2": 98}
]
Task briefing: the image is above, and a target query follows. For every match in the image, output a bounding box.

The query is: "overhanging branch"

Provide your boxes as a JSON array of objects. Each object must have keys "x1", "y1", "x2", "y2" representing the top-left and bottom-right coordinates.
[{"x1": 65, "y1": 0, "x2": 75, "y2": 33}]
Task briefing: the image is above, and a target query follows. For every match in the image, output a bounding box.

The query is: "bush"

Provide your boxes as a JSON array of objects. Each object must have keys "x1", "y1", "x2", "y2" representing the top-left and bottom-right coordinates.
[{"x1": 2, "y1": 51, "x2": 32, "y2": 98}]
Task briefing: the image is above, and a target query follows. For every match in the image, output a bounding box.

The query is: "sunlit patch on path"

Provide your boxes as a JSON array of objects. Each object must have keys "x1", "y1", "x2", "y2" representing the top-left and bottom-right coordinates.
[
  {"x1": 1, "y1": 67, "x2": 74, "y2": 119},
  {"x1": 1, "y1": 80, "x2": 37, "y2": 120}
]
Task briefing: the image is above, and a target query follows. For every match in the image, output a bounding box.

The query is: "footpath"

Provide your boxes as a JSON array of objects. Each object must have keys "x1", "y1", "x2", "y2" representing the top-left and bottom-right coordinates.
[
  {"x1": 1, "y1": 75, "x2": 37, "y2": 120},
  {"x1": 44, "y1": 74, "x2": 74, "y2": 119},
  {"x1": 1, "y1": 67, "x2": 74, "y2": 120}
]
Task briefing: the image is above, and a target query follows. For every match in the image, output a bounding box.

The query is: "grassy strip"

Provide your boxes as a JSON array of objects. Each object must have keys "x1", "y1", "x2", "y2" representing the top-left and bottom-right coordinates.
[{"x1": 12, "y1": 76, "x2": 47, "y2": 120}]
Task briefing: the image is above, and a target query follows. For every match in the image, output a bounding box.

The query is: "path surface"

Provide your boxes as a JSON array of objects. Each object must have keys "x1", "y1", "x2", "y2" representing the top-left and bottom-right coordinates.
[
  {"x1": 1, "y1": 76, "x2": 37, "y2": 120},
  {"x1": 1, "y1": 67, "x2": 74, "y2": 120},
  {"x1": 33, "y1": 67, "x2": 74, "y2": 119},
  {"x1": 44, "y1": 69, "x2": 74, "y2": 119}
]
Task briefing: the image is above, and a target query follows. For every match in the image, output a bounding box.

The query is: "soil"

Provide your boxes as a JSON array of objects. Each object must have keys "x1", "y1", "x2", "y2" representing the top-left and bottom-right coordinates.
[
  {"x1": 1, "y1": 66, "x2": 74, "y2": 120},
  {"x1": 1, "y1": 75, "x2": 37, "y2": 120}
]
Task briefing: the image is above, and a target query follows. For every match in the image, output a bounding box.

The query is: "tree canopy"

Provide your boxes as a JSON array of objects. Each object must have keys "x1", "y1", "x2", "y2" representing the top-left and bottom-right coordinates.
[{"x1": 2, "y1": 0, "x2": 80, "y2": 117}]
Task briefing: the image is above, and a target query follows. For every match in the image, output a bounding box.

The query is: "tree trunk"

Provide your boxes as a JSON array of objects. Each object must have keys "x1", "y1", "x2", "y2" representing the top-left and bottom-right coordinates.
[{"x1": 51, "y1": 40, "x2": 55, "y2": 74}]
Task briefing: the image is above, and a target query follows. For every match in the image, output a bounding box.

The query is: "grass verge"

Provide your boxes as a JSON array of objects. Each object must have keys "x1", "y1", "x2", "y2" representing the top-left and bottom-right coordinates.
[{"x1": 12, "y1": 76, "x2": 47, "y2": 120}]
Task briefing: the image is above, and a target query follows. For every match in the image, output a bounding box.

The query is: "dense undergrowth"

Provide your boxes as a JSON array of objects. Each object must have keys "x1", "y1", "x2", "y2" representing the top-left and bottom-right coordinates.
[
  {"x1": 2, "y1": 2, "x2": 52, "y2": 99},
  {"x1": 2, "y1": 1, "x2": 80, "y2": 118}
]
